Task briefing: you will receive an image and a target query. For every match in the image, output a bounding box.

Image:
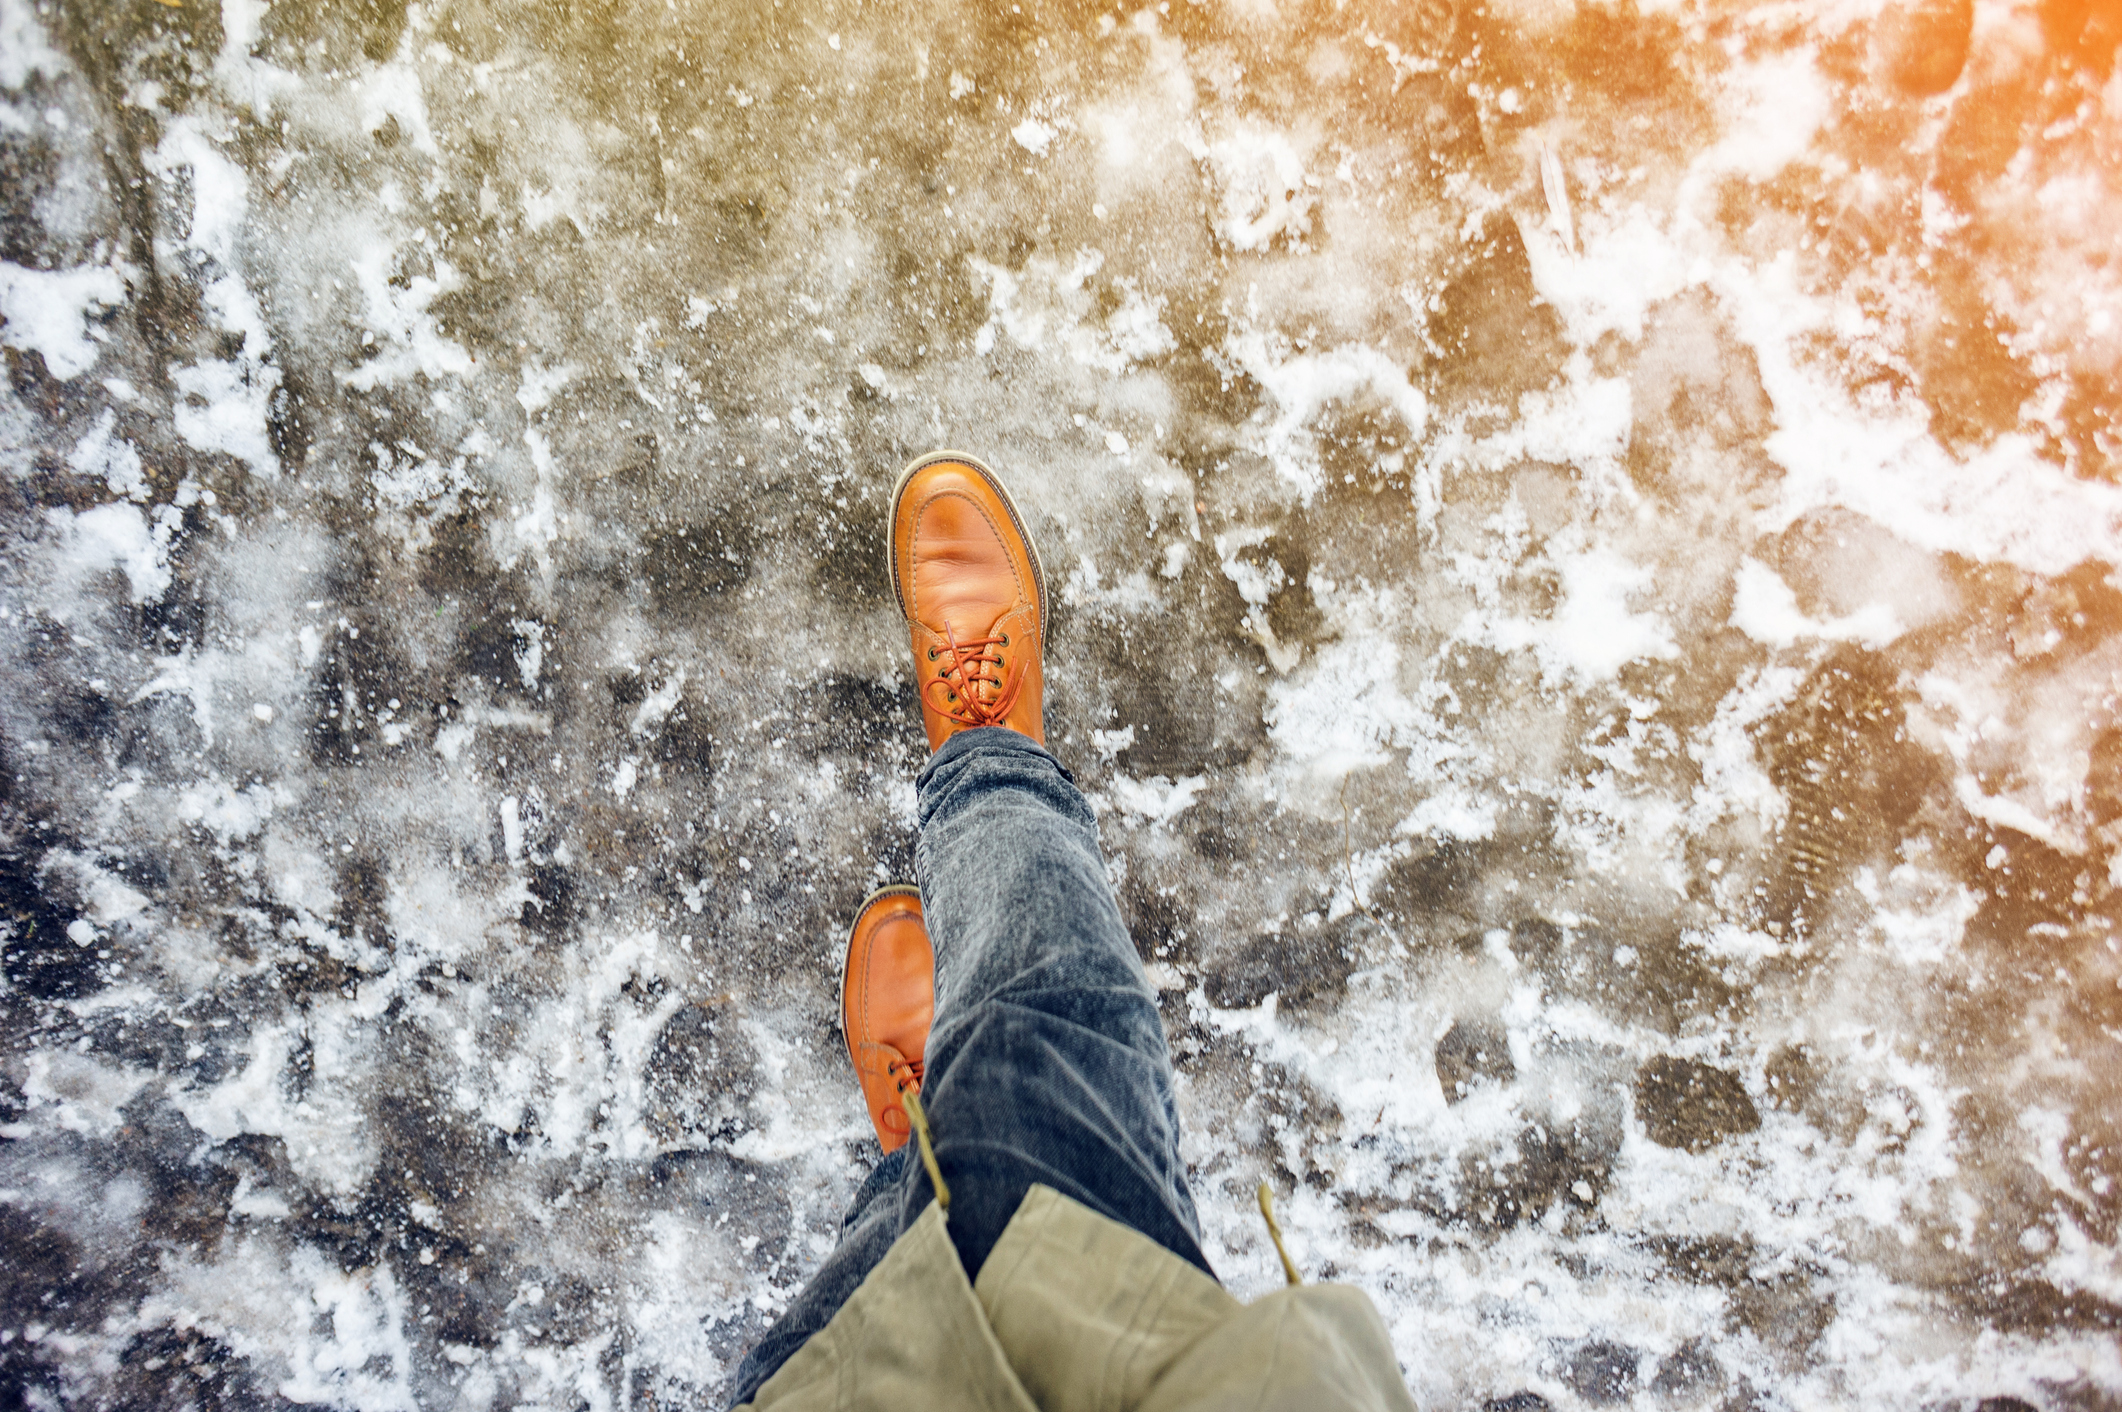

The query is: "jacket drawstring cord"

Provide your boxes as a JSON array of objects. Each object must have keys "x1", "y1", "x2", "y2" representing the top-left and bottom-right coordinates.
[
  {"x1": 899, "y1": 1081, "x2": 951, "y2": 1215},
  {"x1": 1256, "y1": 1183, "x2": 1302, "y2": 1286}
]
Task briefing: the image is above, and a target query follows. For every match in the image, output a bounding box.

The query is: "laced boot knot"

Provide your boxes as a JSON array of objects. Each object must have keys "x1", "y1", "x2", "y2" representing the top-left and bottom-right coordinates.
[
  {"x1": 878, "y1": 1055, "x2": 923, "y2": 1137},
  {"x1": 924, "y1": 622, "x2": 1022, "y2": 729}
]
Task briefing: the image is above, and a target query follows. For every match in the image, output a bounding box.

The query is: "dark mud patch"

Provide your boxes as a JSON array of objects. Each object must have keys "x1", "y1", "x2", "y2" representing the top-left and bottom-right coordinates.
[{"x1": 1635, "y1": 1055, "x2": 1760, "y2": 1153}]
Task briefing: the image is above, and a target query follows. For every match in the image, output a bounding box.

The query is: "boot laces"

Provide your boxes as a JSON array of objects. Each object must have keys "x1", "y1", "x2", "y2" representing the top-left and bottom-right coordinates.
[
  {"x1": 879, "y1": 1055, "x2": 924, "y2": 1136},
  {"x1": 924, "y1": 622, "x2": 1021, "y2": 728}
]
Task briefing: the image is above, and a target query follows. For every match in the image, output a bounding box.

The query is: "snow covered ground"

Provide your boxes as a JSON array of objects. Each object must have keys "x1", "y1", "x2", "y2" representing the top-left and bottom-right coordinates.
[{"x1": 3, "y1": 0, "x2": 2120, "y2": 1405}]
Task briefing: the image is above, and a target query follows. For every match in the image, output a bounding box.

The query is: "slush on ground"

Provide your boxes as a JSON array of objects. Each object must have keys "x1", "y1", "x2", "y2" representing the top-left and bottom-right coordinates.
[{"x1": 1, "y1": 0, "x2": 2119, "y2": 1407}]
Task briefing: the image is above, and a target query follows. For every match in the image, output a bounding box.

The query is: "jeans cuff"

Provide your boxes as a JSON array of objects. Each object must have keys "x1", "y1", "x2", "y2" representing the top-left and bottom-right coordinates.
[{"x1": 915, "y1": 726, "x2": 1074, "y2": 789}]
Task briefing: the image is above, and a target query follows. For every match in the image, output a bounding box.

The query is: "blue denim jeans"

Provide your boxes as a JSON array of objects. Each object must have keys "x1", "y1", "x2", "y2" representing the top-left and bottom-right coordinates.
[{"x1": 726, "y1": 727, "x2": 1212, "y2": 1406}]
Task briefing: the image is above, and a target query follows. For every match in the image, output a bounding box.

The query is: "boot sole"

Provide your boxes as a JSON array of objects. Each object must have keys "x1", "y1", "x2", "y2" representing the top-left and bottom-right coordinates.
[{"x1": 887, "y1": 449, "x2": 1051, "y2": 646}]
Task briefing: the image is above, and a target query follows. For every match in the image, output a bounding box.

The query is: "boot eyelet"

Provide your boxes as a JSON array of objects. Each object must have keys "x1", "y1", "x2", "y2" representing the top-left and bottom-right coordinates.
[{"x1": 927, "y1": 647, "x2": 937, "y2": 660}]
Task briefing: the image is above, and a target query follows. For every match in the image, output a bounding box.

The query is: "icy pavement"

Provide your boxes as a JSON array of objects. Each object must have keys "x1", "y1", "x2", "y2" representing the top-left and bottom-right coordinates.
[{"x1": 2, "y1": 0, "x2": 2119, "y2": 1406}]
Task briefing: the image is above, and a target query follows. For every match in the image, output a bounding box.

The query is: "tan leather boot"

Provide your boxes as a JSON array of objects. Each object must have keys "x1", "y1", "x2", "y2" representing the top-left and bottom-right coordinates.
[
  {"x1": 840, "y1": 884, "x2": 934, "y2": 1153},
  {"x1": 889, "y1": 451, "x2": 1048, "y2": 750}
]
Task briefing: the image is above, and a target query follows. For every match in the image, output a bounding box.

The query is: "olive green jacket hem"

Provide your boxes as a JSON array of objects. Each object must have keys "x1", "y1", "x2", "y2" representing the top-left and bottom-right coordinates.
[{"x1": 740, "y1": 1184, "x2": 1417, "y2": 1412}]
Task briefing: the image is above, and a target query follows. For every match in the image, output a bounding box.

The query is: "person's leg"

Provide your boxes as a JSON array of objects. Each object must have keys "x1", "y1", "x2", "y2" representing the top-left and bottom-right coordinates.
[
  {"x1": 726, "y1": 887, "x2": 933, "y2": 1407},
  {"x1": 724, "y1": 1145, "x2": 907, "y2": 1407},
  {"x1": 724, "y1": 452, "x2": 1208, "y2": 1405},
  {"x1": 879, "y1": 456, "x2": 1205, "y2": 1275},
  {"x1": 899, "y1": 724, "x2": 1210, "y2": 1280}
]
